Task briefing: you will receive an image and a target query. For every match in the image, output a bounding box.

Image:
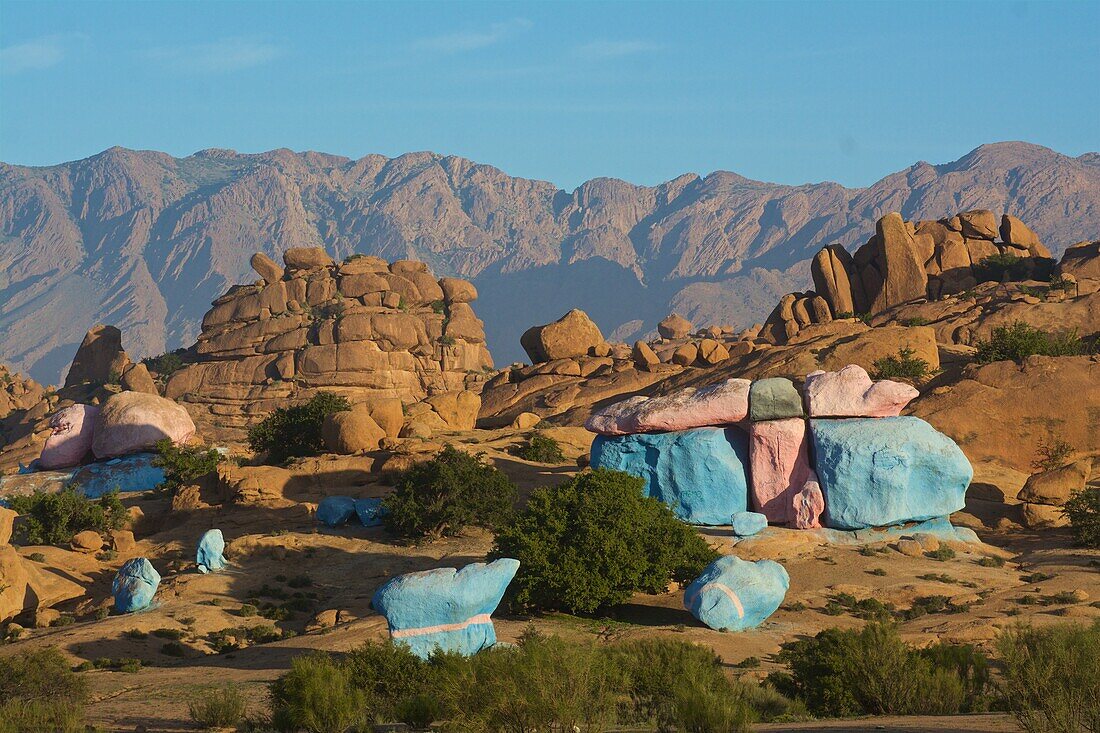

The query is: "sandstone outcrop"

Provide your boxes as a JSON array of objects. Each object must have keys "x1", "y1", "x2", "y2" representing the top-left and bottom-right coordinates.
[
  {"x1": 164, "y1": 250, "x2": 492, "y2": 441},
  {"x1": 63, "y1": 325, "x2": 158, "y2": 394}
]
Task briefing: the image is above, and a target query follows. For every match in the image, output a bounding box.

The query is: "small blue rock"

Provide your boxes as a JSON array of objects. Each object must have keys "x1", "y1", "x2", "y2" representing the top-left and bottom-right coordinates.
[
  {"x1": 196, "y1": 529, "x2": 226, "y2": 573},
  {"x1": 354, "y1": 498, "x2": 386, "y2": 527},
  {"x1": 684, "y1": 555, "x2": 789, "y2": 631},
  {"x1": 112, "y1": 557, "x2": 161, "y2": 613},
  {"x1": 810, "y1": 417, "x2": 973, "y2": 530},
  {"x1": 590, "y1": 427, "x2": 750, "y2": 525},
  {"x1": 371, "y1": 558, "x2": 519, "y2": 659},
  {"x1": 317, "y1": 496, "x2": 357, "y2": 527},
  {"x1": 732, "y1": 511, "x2": 768, "y2": 537}
]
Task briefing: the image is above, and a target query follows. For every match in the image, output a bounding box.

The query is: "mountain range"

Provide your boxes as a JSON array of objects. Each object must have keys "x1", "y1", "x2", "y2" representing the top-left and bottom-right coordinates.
[{"x1": 1, "y1": 141, "x2": 1098, "y2": 384}]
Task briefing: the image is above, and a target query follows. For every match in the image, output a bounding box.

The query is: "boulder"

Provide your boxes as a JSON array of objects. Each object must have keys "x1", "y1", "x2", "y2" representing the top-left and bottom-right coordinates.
[
  {"x1": 697, "y1": 339, "x2": 730, "y2": 365},
  {"x1": 110, "y1": 529, "x2": 136, "y2": 553},
  {"x1": 1017, "y1": 461, "x2": 1090, "y2": 506},
  {"x1": 1021, "y1": 502, "x2": 1069, "y2": 529},
  {"x1": 658, "y1": 314, "x2": 694, "y2": 339},
  {"x1": 811, "y1": 245, "x2": 861, "y2": 315},
  {"x1": 0, "y1": 547, "x2": 29, "y2": 620},
  {"x1": 684, "y1": 556, "x2": 789, "y2": 632},
  {"x1": 748, "y1": 418, "x2": 815, "y2": 525},
  {"x1": 424, "y1": 391, "x2": 481, "y2": 431},
  {"x1": 585, "y1": 379, "x2": 750, "y2": 435},
  {"x1": 354, "y1": 498, "x2": 386, "y2": 527},
  {"x1": 439, "y1": 277, "x2": 478, "y2": 303},
  {"x1": 359, "y1": 396, "x2": 404, "y2": 439},
  {"x1": 251, "y1": 252, "x2": 284, "y2": 283},
  {"x1": 120, "y1": 363, "x2": 159, "y2": 394},
  {"x1": 317, "y1": 496, "x2": 357, "y2": 527},
  {"x1": 1059, "y1": 241, "x2": 1100, "y2": 287},
  {"x1": 999, "y1": 215, "x2": 1050, "y2": 257},
  {"x1": 732, "y1": 511, "x2": 768, "y2": 537},
  {"x1": 810, "y1": 417, "x2": 972, "y2": 530},
  {"x1": 791, "y1": 478, "x2": 825, "y2": 529},
  {"x1": 591, "y1": 427, "x2": 750, "y2": 525},
  {"x1": 64, "y1": 325, "x2": 130, "y2": 388},
  {"x1": 511, "y1": 412, "x2": 542, "y2": 430},
  {"x1": 39, "y1": 404, "x2": 99, "y2": 469},
  {"x1": 958, "y1": 210, "x2": 999, "y2": 240},
  {"x1": 322, "y1": 406, "x2": 385, "y2": 454},
  {"x1": 748, "y1": 377, "x2": 804, "y2": 421},
  {"x1": 70, "y1": 452, "x2": 165, "y2": 497},
  {"x1": 521, "y1": 310, "x2": 605, "y2": 363},
  {"x1": 283, "y1": 247, "x2": 333, "y2": 270},
  {"x1": 671, "y1": 343, "x2": 698, "y2": 366},
  {"x1": 0, "y1": 507, "x2": 15, "y2": 545},
  {"x1": 196, "y1": 529, "x2": 227, "y2": 573},
  {"x1": 92, "y1": 391, "x2": 196, "y2": 459},
  {"x1": 803, "y1": 364, "x2": 919, "y2": 417},
  {"x1": 632, "y1": 340, "x2": 661, "y2": 370},
  {"x1": 112, "y1": 557, "x2": 161, "y2": 613},
  {"x1": 869, "y1": 213, "x2": 928, "y2": 313},
  {"x1": 371, "y1": 558, "x2": 520, "y2": 659},
  {"x1": 70, "y1": 530, "x2": 103, "y2": 553}
]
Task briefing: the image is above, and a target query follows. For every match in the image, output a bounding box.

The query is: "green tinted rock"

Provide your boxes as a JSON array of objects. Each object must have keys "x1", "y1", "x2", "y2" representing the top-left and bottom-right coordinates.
[{"x1": 749, "y1": 377, "x2": 804, "y2": 421}]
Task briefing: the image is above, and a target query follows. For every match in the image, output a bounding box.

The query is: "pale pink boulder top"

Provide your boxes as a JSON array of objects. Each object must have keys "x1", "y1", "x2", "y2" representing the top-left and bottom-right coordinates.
[
  {"x1": 585, "y1": 378, "x2": 751, "y2": 435},
  {"x1": 39, "y1": 404, "x2": 100, "y2": 470},
  {"x1": 804, "y1": 364, "x2": 918, "y2": 418}
]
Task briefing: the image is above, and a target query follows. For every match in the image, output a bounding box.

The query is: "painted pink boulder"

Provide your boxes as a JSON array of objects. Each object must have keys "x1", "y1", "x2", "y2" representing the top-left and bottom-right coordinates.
[
  {"x1": 92, "y1": 391, "x2": 196, "y2": 459},
  {"x1": 748, "y1": 417, "x2": 814, "y2": 524},
  {"x1": 585, "y1": 379, "x2": 751, "y2": 435},
  {"x1": 791, "y1": 477, "x2": 825, "y2": 529},
  {"x1": 804, "y1": 364, "x2": 918, "y2": 418},
  {"x1": 39, "y1": 404, "x2": 100, "y2": 469}
]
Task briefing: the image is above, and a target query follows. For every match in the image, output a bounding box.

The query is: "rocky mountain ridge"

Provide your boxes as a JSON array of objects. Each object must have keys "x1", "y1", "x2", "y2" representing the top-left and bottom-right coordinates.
[{"x1": 2, "y1": 141, "x2": 1098, "y2": 383}]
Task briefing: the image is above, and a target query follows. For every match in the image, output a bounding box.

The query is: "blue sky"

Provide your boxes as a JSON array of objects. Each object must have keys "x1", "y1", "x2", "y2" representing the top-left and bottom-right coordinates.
[{"x1": 2, "y1": 0, "x2": 1098, "y2": 190}]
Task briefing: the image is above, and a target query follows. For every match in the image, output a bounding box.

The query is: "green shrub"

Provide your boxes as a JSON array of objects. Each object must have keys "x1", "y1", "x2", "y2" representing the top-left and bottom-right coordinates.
[
  {"x1": 160, "y1": 642, "x2": 185, "y2": 657},
  {"x1": 974, "y1": 253, "x2": 1029, "y2": 282},
  {"x1": 974, "y1": 322, "x2": 1087, "y2": 364},
  {"x1": 152, "y1": 438, "x2": 223, "y2": 494},
  {"x1": 512, "y1": 433, "x2": 566, "y2": 463},
  {"x1": 768, "y1": 622, "x2": 989, "y2": 717},
  {"x1": 870, "y1": 347, "x2": 931, "y2": 383},
  {"x1": 247, "y1": 392, "x2": 351, "y2": 463},
  {"x1": 188, "y1": 685, "x2": 248, "y2": 730},
  {"x1": 9, "y1": 488, "x2": 127, "y2": 546},
  {"x1": 269, "y1": 652, "x2": 366, "y2": 733},
  {"x1": 142, "y1": 350, "x2": 187, "y2": 378},
  {"x1": 492, "y1": 469, "x2": 718, "y2": 614},
  {"x1": 0, "y1": 647, "x2": 88, "y2": 733},
  {"x1": 383, "y1": 446, "x2": 517, "y2": 539},
  {"x1": 1063, "y1": 489, "x2": 1100, "y2": 548},
  {"x1": 675, "y1": 681, "x2": 753, "y2": 733},
  {"x1": 343, "y1": 640, "x2": 429, "y2": 724},
  {"x1": 927, "y1": 546, "x2": 956, "y2": 561},
  {"x1": 1033, "y1": 439, "x2": 1074, "y2": 472},
  {"x1": 997, "y1": 621, "x2": 1100, "y2": 733}
]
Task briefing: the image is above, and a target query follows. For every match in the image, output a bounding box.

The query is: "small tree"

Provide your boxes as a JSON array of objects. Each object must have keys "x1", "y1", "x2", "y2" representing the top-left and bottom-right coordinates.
[
  {"x1": 513, "y1": 433, "x2": 566, "y2": 464},
  {"x1": 870, "y1": 347, "x2": 931, "y2": 384},
  {"x1": 188, "y1": 685, "x2": 247, "y2": 730},
  {"x1": 492, "y1": 469, "x2": 718, "y2": 615},
  {"x1": 152, "y1": 438, "x2": 223, "y2": 494},
  {"x1": 0, "y1": 647, "x2": 89, "y2": 733},
  {"x1": 9, "y1": 488, "x2": 128, "y2": 546},
  {"x1": 247, "y1": 392, "x2": 351, "y2": 463},
  {"x1": 1063, "y1": 489, "x2": 1100, "y2": 548},
  {"x1": 269, "y1": 652, "x2": 366, "y2": 733},
  {"x1": 383, "y1": 446, "x2": 517, "y2": 540}
]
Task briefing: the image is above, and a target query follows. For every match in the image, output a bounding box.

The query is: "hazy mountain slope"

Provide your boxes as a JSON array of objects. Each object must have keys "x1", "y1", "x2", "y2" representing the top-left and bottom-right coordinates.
[{"x1": 1, "y1": 141, "x2": 1097, "y2": 383}]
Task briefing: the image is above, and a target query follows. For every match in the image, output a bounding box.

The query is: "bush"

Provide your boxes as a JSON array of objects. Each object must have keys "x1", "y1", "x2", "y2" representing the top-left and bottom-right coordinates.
[
  {"x1": 997, "y1": 621, "x2": 1100, "y2": 733},
  {"x1": 512, "y1": 433, "x2": 566, "y2": 464},
  {"x1": 1033, "y1": 439, "x2": 1074, "y2": 472},
  {"x1": 142, "y1": 350, "x2": 187, "y2": 378},
  {"x1": 974, "y1": 322, "x2": 1087, "y2": 364},
  {"x1": 1063, "y1": 488, "x2": 1100, "y2": 548},
  {"x1": 383, "y1": 446, "x2": 517, "y2": 540},
  {"x1": 189, "y1": 685, "x2": 248, "y2": 730},
  {"x1": 974, "y1": 253, "x2": 1029, "y2": 282},
  {"x1": 9, "y1": 488, "x2": 127, "y2": 546},
  {"x1": 247, "y1": 392, "x2": 351, "y2": 463},
  {"x1": 492, "y1": 469, "x2": 718, "y2": 614},
  {"x1": 269, "y1": 652, "x2": 366, "y2": 733},
  {"x1": 343, "y1": 640, "x2": 429, "y2": 724},
  {"x1": 152, "y1": 438, "x2": 223, "y2": 495},
  {"x1": 870, "y1": 347, "x2": 931, "y2": 383},
  {"x1": 0, "y1": 647, "x2": 88, "y2": 733},
  {"x1": 768, "y1": 622, "x2": 990, "y2": 717}
]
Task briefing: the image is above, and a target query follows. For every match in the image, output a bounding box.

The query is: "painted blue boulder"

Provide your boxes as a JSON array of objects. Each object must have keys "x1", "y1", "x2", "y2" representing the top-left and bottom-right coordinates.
[
  {"x1": 810, "y1": 417, "x2": 972, "y2": 530},
  {"x1": 354, "y1": 498, "x2": 386, "y2": 527},
  {"x1": 112, "y1": 557, "x2": 161, "y2": 613},
  {"x1": 71, "y1": 453, "x2": 166, "y2": 498},
  {"x1": 684, "y1": 555, "x2": 789, "y2": 631},
  {"x1": 371, "y1": 558, "x2": 520, "y2": 659},
  {"x1": 317, "y1": 496, "x2": 357, "y2": 527},
  {"x1": 732, "y1": 511, "x2": 768, "y2": 537},
  {"x1": 196, "y1": 529, "x2": 227, "y2": 573},
  {"x1": 590, "y1": 427, "x2": 750, "y2": 525}
]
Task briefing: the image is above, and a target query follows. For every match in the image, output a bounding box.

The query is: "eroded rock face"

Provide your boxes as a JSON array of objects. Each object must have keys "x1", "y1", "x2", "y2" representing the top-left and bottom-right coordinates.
[
  {"x1": 92, "y1": 391, "x2": 196, "y2": 459},
  {"x1": 164, "y1": 250, "x2": 492, "y2": 441}
]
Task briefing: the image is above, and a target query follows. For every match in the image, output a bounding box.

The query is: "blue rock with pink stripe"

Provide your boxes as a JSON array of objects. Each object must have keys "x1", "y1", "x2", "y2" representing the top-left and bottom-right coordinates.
[
  {"x1": 371, "y1": 558, "x2": 520, "y2": 659},
  {"x1": 684, "y1": 555, "x2": 788, "y2": 632}
]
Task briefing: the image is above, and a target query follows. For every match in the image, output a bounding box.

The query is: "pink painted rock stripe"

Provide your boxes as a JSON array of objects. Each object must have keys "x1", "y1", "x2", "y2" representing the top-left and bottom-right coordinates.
[
  {"x1": 686, "y1": 583, "x2": 745, "y2": 619},
  {"x1": 389, "y1": 613, "x2": 493, "y2": 639}
]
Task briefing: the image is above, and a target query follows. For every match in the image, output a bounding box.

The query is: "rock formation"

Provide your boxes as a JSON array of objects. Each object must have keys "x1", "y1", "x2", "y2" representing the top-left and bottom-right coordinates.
[
  {"x1": 163, "y1": 249, "x2": 492, "y2": 441},
  {"x1": 65, "y1": 325, "x2": 158, "y2": 394}
]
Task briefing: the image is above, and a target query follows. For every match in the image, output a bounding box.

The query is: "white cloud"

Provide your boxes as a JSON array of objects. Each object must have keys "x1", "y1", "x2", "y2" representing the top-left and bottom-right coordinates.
[
  {"x1": 1, "y1": 34, "x2": 76, "y2": 74},
  {"x1": 572, "y1": 40, "x2": 661, "y2": 60},
  {"x1": 412, "y1": 18, "x2": 533, "y2": 53},
  {"x1": 144, "y1": 37, "x2": 281, "y2": 73}
]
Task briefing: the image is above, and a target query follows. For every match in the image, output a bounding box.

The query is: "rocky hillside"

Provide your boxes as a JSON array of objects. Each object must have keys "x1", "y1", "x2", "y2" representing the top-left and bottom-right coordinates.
[{"x1": 2, "y1": 141, "x2": 1098, "y2": 383}]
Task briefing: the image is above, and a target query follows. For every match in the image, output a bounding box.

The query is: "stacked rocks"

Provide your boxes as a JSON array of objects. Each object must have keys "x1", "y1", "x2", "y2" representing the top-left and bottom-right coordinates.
[
  {"x1": 587, "y1": 364, "x2": 973, "y2": 531},
  {"x1": 164, "y1": 248, "x2": 493, "y2": 441}
]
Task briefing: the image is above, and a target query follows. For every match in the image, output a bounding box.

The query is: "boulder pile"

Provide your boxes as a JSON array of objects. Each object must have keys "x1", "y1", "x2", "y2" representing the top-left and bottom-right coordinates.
[
  {"x1": 588, "y1": 365, "x2": 973, "y2": 531},
  {"x1": 164, "y1": 248, "x2": 493, "y2": 441}
]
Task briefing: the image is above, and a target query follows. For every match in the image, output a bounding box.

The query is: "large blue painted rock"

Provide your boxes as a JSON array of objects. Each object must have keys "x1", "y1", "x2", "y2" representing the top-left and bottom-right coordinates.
[
  {"x1": 810, "y1": 417, "x2": 972, "y2": 530},
  {"x1": 317, "y1": 496, "x2": 357, "y2": 527},
  {"x1": 371, "y1": 558, "x2": 519, "y2": 659},
  {"x1": 70, "y1": 453, "x2": 166, "y2": 498},
  {"x1": 590, "y1": 427, "x2": 750, "y2": 525},
  {"x1": 684, "y1": 555, "x2": 789, "y2": 631},
  {"x1": 112, "y1": 557, "x2": 161, "y2": 613},
  {"x1": 196, "y1": 529, "x2": 226, "y2": 573},
  {"x1": 354, "y1": 498, "x2": 386, "y2": 527}
]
